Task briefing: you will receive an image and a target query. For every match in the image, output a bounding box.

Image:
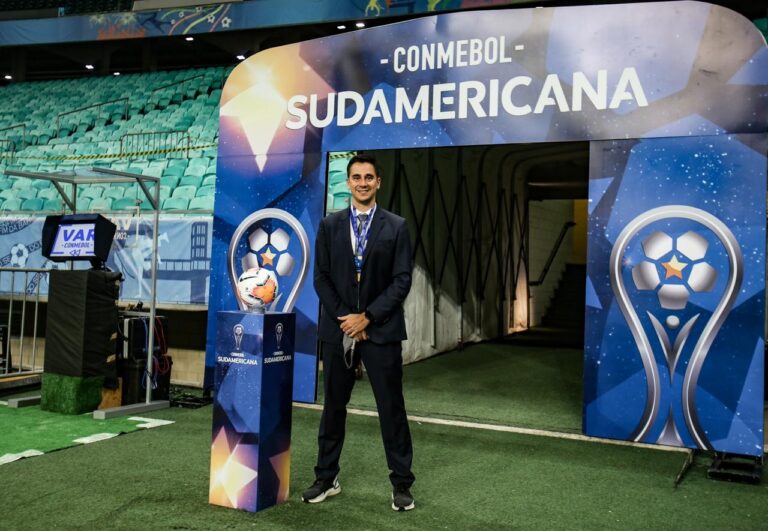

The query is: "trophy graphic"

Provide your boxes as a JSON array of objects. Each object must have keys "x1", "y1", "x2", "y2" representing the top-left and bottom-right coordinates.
[
  {"x1": 233, "y1": 324, "x2": 244, "y2": 352},
  {"x1": 609, "y1": 205, "x2": 743, "y2": 449},
  {"x1": 275, "y1": 322, "x2": 284, "y2": 350},
  {"x1": 228, "y1": 208, "x2": 310, "y2": 313}
]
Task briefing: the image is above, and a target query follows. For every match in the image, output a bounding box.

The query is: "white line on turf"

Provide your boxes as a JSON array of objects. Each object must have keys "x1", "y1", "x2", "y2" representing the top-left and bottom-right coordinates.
[
  {"x1": 74, "y1": 433, "x2": 119, "y2": 444},
  {"x1": 128, "y1": 417, "x2": 176, "y2": 429},
  {"x1": 294, "y1": 403, "x2": 692, "y2": 454},
  {"x1": 0, "y1": 449, "x2": 44, "y2": 465}
]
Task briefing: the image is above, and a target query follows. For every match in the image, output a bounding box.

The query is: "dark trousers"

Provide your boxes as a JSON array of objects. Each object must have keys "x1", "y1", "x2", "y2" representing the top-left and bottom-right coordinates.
[{"x1": 315, "y1": 340, "x2": 415, "y2": 488}]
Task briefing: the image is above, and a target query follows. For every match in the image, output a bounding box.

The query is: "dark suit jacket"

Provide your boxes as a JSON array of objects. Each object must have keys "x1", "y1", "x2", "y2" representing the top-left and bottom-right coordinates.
[{"x1": 314, "y1": 206, "x2": 412, "y2": 345}]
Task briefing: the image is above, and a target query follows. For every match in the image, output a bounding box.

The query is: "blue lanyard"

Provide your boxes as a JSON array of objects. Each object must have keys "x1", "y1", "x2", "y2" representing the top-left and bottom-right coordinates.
[{"x1": 350, "y1": 205, "x2": 375, "y2": 274}]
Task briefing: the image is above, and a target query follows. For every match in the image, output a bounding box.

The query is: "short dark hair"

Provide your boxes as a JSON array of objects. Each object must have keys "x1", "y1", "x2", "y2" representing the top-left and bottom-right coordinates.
[{"x1": 347, "y1": 153, "x2": 380, "y2": 178}]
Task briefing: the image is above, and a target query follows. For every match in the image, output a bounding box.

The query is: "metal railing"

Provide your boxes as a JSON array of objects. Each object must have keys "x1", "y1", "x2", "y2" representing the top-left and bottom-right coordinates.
[
  {"x1": 0, "y1": 267, "x2": 47, "y2": 380},
  {"x1": 55, "y1": 97, "x2": 129, "y2": 137},
  {"x1": 0, "y1": 139, "x2": 15, "y2": 165},
  {"x1": 0, "y1": 123, "x2": 26, "y2": 149},
  {"x1": 120, "y1": 130, "x2": 190, "y2": 159},
  {"x1": 529, "y1": 221, "x2": 576, "y2": 287}
]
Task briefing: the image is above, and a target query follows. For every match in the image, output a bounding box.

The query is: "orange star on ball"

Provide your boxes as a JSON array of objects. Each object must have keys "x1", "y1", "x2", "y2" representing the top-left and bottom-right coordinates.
[
  {"x1": 260, "y1": 247, "x2": 276, "y2": 266},
  {"x1": 661, "y1": 255, "x2": 688, "y2": 280}
]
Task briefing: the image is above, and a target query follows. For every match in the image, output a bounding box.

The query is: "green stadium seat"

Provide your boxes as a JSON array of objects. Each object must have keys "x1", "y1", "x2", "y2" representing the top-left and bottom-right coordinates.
[
  {"x1": 171, "y1": 185, "x2": 196, "y2": 199},
  {"x1": 179, "y1": 176, "x2": 202, "y2": 188},
  {"x1": 332, "y1": 194, "x2": 350, "y2": 210},
  {"x1": 76, "y1": 197, "x2": 91, "y2": 211},
  {"x1": 1, "y1": 198, "x2": 22, "y2": 211},
  {"x1": 202, "y1": 175, "x2": 216, "y2": 187},
  {"x1": 32, "y1": 180, "x2": 51, "y2": 190},
  {"x1": 184, "y1": 165, "x2": 206, "y2": 178},
  {"x1": 113, "y1": 197, "x2": 140, "y2": 210},
  {"x1": 163, "y1": 166, "x2": 186, "y2": 178},
  {"x1": 0, "y1": 180, "x2": 12, "y2": 191},
  {"x1": 89, "y1": 198, "x2": 112, "y2": 211},
  {"x1": 38, "y1": 188, "x2": 59, "y2": 200},
  {"x1": 43, "y1": 198, "x2": 64, "y2": 211},
  {"x1": 11, "y1": 178, "x2": 33, "y2": 189},
  {"x1": 103, "y1": 187, "x2": 125, "y2": 201},
  {"x1": 81, "y1": 186, "x2": 104, "y2": 200},
  {"x1": 167, "y1": 159, "x2": 188, "y2": 169},
  {"x1": 189, "y1": 196, "x2": 214, "y2": 210},
  {"x1": 196, "y1": 185, "x2": 214, "y2": 197},
  {"x1": 17, "y1": 188, "x2": 38, "y2": 201},
  {"x1": 160, "y1": 185, "x2": 172, "y2": 202},
  {"x1": 163, "y1": 197, "x2": 189, "y2": 210},
  {"x1": 21, "y1": 198, "x2": 44, "y2": 211},
  {"x1": 160, "y1": 175, "x2": 179, "y2": 188}
]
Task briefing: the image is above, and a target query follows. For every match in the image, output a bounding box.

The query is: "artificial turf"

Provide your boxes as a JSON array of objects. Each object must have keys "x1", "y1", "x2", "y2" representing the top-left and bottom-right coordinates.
[
  {"x1": 0, "y1": 404, "x2": 148, "y2": 456},
  {"x1": 337, "y1": 341, "x2": 584, "y2": 433},
  {"x1": 4, "y1": 404, "x2": 768, "y2": 530}
]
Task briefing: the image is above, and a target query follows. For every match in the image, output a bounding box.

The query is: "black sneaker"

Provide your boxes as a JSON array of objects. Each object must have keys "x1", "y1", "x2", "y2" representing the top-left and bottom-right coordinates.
[
  {"x1": 302, "y1": 477, "x2": 341, "y2": 503},
  {"x1": 391, "y1": 484, "x2": 415, "y2": 511}
]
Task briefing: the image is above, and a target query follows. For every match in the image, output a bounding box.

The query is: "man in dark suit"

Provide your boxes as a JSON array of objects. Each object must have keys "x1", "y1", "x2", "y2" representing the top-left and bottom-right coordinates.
[{"x1": 302, "y1": 153, "x2": 416, "y2": 511}]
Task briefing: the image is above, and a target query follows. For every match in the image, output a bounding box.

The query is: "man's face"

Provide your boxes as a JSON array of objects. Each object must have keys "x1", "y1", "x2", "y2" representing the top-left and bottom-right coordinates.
[{"x1": 347, "y1": 162, "x2": 381, "y2": 206}]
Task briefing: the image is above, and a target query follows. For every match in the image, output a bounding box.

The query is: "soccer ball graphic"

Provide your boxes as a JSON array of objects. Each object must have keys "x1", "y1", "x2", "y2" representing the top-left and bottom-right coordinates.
[
  {"x1": 10, "y1": 243, "x2": 29, "y2": 268},
  {"x1": 631, "y1": 230, "x2": 717, "y2": 311},
  {"x1": 238, "y1": 267, "x2": 279, "y2": 310},
  {"x1": 241, "y1": 226, "x2": 296, "y2": 277}
]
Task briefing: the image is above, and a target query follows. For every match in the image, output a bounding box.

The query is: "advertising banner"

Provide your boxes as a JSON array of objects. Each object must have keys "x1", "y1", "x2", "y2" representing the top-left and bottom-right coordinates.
[
  {"x1": 0, "y1": 1, "x2": 515, "y2": 47},
  {"x1": 0, "y1": 216, "x2": 211, "y2": 306},
  {"x1": 584, "y1": 134, "x2": 767, "y2": 455},
  {"x1": 209, "y1": 1, "x2": 767, "y2": 414}
]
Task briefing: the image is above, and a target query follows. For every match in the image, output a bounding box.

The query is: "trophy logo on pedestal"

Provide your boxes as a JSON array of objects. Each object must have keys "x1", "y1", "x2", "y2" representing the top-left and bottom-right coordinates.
[
  {"x1": 233, "y1": 324, "x2": 244, "y2": 353},
  {"x1": 227, "y1": 208, "x2": 310, "y2": 313}
]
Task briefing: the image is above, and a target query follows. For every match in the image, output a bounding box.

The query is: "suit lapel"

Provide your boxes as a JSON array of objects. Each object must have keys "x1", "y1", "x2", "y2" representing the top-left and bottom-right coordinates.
[
  {"x1": 362, "y1": 208, "x2": 384, "y2": 267},
  {"x1": 336, "y1": 211, "x2": 353, "y2": 259}
]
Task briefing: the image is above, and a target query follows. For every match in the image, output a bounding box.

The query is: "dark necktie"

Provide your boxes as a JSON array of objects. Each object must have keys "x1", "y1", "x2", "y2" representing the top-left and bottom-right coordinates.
[{"x1": 357, "y1": 213, "x2": 368, "y2": 240}]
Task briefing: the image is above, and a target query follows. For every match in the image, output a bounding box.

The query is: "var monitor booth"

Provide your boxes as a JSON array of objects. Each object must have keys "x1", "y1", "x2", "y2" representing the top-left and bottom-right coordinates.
[{"x1": 206, "y1": 0, "x2": 768, "y2": 499}]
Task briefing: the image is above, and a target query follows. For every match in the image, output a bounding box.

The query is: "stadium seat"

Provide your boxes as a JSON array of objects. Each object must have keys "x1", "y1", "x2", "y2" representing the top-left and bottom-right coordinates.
[
  {"x1": 11, "y1": 178, "x2": 33, "y2": 189},
  {"x1": 171, "y1": 185, "x2": 196, "y2": 199},
  {"x1": 159, "y1": 185, "x2": 172, "y2": 202},
  {"x1": 163, "y1": 197, "x2": 190, "y2": 210},
  {"x1": 189, "y1": 196, "x2": 214, "y2": 210},
  {"x1": 21, "y1": 198, "x2": 44, "y2": 211},
  {"x1": 113, "y1": 197, "x2": 141, "y2": 210},
  {"x1": 160, "y1": 175, "x2": 180, "y2": 188},
  {"x1": 0, "y1": 189, "x2": 15, "y2": 201},
  {"x1": 89, "y1": 198, "x2": 112, "y2": 211},
  {"x1": 179, "y1": 176, "x2": 202, "y2": 188},
  {"x1": 76, "y1": 197, "x2": 91, "y2": 211},
  {"x1": 202, "y1": 174, "x2": 216, "y2": 187},
  {"x1": 43, "y1": 198, "x2": 64, "y2": 211},
  {"x1": 196, "y1": 185, "x2": 214, "y2": 197},
  {"x1": 17, "y1": 188, "x2": 38, "y2": 201},
  {"x1": 1, "y1": 198, "x2": 22, "y2": 211},
  {"x1": 103, "y1": 187, "x2": 125, "y2": 201},
  {"x1": 163, "y1": 166, "x2": 185, "y2": 178},
  {"x1": 81, "y1": 186, "x2": 104, "y2": 200},
  {"x1": 184, "y1": 165, "x2": 206, "y2": 178},
  {"x1": 38, "y1": 188, "x2": 59, "y2": 200}
]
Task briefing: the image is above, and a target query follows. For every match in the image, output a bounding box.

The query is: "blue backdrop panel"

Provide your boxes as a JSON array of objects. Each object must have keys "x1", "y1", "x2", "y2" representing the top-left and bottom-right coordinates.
[
  {"x1": 584, "y1": 134, "x2": 766, "y2": 456},
  {"x1": 209, "y1": 1, "x2": 767, "y2": 419}
]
